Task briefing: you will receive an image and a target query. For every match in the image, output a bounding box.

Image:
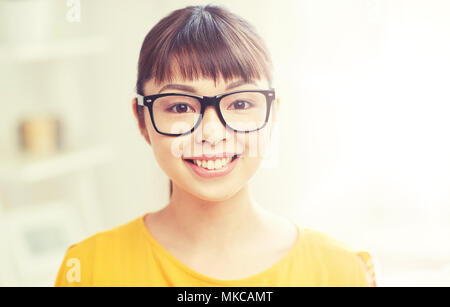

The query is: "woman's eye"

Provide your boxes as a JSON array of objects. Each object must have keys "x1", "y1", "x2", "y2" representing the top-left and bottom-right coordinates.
[
  {"x1": 229, "y1": 100, "x2": 252, "y2": 110},
  {"x1": 168, "y1": 103, "x2": 195, "y2": 113}
]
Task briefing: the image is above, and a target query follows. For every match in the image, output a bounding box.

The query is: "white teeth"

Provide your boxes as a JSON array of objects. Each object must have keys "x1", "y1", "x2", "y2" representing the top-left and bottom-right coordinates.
[
  {"x1": 214, "y1": 159, "x2": 222, "y2": 169},
  {"x1": 207, "y1": 160, "x2": 214, "y2": 169},
  {"x1": 192, "y1": 157, "x2": 233, "y2": 170}
]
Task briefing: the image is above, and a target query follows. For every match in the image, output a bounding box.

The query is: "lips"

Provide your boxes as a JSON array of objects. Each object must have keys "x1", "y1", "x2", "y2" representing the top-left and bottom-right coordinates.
[
  {"x1": 182, "y1": 152, "x2": 243, "y2": 160},
  {"x1": 183, "y1": 154, "x2": 239, "y2": 165},
  {"x1": 182, "y1": 154, "x2": 241, "y2": 178}
]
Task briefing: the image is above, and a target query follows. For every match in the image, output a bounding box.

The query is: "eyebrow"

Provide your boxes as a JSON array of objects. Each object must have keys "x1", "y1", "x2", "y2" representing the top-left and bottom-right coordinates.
[
  {"x1": 158, "y1": 84, "x2": 196, "y2": 94},
  {"x1": 157, "y1": 79, "x2": 258, "y2": 94},
  {"x1": 226, "y1": 79, "x2": 257, "y2": 90}
]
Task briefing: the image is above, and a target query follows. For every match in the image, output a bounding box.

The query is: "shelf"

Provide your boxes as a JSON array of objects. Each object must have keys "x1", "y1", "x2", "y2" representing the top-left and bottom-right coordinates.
[
  {"x1": 0, "y1": 36, "x2": 109, "y2": 63},
  {"x1": 0, "y1": 144, "x2": 117, "y2": 183}
]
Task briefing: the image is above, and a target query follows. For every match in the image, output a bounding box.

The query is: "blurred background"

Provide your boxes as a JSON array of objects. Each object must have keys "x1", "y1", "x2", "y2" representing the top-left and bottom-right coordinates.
[{"x1": 0, "y1": 0, "x2": 449, "y2": 286}]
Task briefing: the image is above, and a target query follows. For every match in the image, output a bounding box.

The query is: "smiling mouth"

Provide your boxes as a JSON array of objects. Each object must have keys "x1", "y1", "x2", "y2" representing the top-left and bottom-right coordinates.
[
  {"x1": 184, "y1": 154, "x2": 239, "y2": 164},
  {"x1": 183, "y1": 154, "x2": 240, "y2": 170}
]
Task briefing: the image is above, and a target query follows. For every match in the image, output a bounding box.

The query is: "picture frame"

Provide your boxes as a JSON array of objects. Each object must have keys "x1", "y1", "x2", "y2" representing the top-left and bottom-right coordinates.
[{"x1": 1, "y1": 201, "x2": 85, "y2": 285}]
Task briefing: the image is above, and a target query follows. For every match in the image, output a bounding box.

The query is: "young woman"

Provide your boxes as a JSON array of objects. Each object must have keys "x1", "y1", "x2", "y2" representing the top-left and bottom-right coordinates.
[{"x1": 55, "y1": 4, "x2": 376, "y2": 287}]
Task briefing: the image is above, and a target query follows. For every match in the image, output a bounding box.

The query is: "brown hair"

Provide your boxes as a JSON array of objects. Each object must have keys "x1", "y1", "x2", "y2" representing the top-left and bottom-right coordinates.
[{"x1": 135, "y1": 4, "x2": 274, "y2": 199}]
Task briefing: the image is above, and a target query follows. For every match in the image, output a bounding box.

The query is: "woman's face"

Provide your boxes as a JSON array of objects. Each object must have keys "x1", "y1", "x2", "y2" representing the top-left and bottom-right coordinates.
[{"x1": 137, "y1": 73, "x2": 279, "y2": 202}]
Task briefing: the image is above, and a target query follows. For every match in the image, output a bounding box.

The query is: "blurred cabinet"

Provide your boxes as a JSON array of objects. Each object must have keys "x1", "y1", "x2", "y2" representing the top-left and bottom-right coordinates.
[
  {"x1": 0, "y1": 1, "x2": 114, "y2": 285},
  {"x1": 0, "y1": 145, "x2": 116, "y2": 285}
]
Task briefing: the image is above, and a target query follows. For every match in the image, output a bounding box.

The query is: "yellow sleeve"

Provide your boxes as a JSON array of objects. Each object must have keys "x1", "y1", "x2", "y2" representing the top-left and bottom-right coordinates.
[
  {"x1": 54, "y1": 242, "x2": 93, "y2": 287},
  {"x1": 355, "y1": 251, "x2": 377, "y2": 287}
]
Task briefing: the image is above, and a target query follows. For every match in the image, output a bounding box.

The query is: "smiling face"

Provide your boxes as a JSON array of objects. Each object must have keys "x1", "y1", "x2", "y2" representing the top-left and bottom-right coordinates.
[
  {"x1": 136, "y1": 73, "x2": 279, "y2": 202},
  {"x1": 133, "y1": 5, "x2": 277, "y2": 202}
]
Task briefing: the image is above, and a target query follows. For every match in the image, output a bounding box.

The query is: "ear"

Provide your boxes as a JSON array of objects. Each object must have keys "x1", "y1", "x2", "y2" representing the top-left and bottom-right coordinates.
[
  {"x1": 269, "y1": 97, "x2": 280, "y2": 139},
  {"x1": 272, "y1": 97, "x2": 280, "y2": 123},
  {"x1": 132, "y1": 97, "x2": 152, "y2": 146}
]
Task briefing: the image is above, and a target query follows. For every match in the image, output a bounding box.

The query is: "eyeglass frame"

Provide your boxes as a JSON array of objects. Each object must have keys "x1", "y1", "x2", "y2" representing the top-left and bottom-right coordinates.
[{"x1": 136, "y1": 88, "x2": 276, "y2": 136}]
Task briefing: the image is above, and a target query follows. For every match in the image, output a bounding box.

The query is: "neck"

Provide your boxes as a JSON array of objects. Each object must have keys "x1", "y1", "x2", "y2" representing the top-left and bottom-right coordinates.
[{"x1": 162, "y1": 181, "x2": 267, "y2": 251}]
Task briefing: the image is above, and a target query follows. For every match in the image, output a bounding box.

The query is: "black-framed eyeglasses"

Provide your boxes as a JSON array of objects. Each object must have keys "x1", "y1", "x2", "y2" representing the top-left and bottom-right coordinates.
[{"x1": 136, "y1": 89, "x2": 276, "y2": 136}]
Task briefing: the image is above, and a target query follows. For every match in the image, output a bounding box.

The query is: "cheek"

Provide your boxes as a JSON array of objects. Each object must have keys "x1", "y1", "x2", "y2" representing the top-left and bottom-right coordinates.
[
  {"x1": 149, "y1": 133, "x2": 193, "y2": 179},
  {"x1": 241, "y1": 127, "x2": 273, "y2": 160},
  {"x1": 229, "y1": 131, "x2": 268, "y2": 178},
  {"x1": 150, "y1": 138, "x2": 184, "y2": 187},
  {"x1": 144, "y1": 110, "x2": 194, "y2": 158},
  {"x1": 240, "y1": 156, "x2": 263, "y2": 177}
]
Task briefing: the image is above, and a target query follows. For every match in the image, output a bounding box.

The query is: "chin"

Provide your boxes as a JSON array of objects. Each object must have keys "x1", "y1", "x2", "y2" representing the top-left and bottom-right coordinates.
[{"x1": 184, "y1": 181, "x2": 244, "y2": 202}]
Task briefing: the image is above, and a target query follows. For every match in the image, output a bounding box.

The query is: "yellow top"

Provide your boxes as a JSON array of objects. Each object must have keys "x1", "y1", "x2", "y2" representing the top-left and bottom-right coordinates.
[{"x1": 54, "y1": 214, "x2": 377, "y2": 287}]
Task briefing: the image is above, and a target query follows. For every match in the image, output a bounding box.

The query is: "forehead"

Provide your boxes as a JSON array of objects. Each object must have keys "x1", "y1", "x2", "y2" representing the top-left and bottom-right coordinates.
[
  {"x1": 143, "y1": 59, "x2": 270, "y2": 94},
  {"x1": 143, "y1": 75, "x2": 270, "y2": 95}
]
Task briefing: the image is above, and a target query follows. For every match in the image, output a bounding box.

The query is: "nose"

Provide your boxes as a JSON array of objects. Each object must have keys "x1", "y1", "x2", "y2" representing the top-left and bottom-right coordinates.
[{"x1": 196, "y1": 106, "x2": 226, "y2": 146}]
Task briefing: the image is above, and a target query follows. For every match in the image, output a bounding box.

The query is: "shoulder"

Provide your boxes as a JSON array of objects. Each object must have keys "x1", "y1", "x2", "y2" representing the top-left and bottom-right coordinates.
[
  {"x1": 77, "y1": 216, "x2": 141, "y2": 248},
  {"x1": 54, "y1": 216, "x2": 143, "y2": 286},
  {"x1": 67, "y1": 216, "x2": 142, "y2": 258},
  {"x1": 298, "y1": 227, "x2": 377, "y2": 286},
  {"x1": 300, "y1": 227, "x2": 354, "y2": 253}
]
